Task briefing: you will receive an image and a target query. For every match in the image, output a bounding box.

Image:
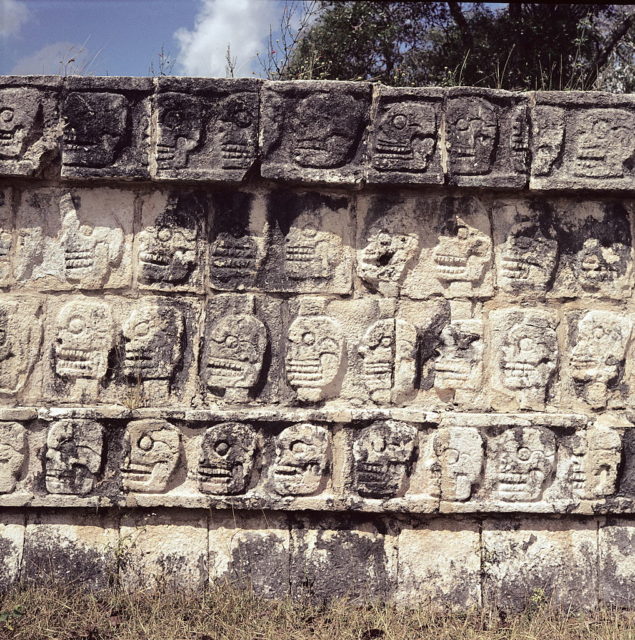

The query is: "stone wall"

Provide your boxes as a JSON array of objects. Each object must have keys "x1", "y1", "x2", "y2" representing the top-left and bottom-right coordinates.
[{"x1": 0, "y1": 76, "x2": 633, "y2": 609}]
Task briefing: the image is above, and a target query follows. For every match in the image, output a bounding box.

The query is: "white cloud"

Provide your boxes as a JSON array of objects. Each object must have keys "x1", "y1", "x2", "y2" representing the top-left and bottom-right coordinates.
[
  {"x1": 11, "y1": 41, "x2": 92, "y2": 75},
  {"x1": 175, "y1": 0, "x2": 283, "y2": 77},
  {"x1": 0, "y1": 0, "x2": 29, "y2": 38}
]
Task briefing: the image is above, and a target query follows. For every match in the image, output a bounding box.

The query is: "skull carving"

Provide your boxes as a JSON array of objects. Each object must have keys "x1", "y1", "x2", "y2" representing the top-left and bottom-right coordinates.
[
  {"x1": 210, "y1": 230, "x2": 259, "y2": 288},
  {"x1": 197, "y1": 422, "x2": 257, "y2": 495},
  {"x1": 353, "y1": 421, "x2": 418, "y2": 498},
  {"x1": 510, "y1": 105, "x2": 529, "y2": 172},
  {"x1": 138, "y1": 194, "x2": 200, "y2": 285},
  {"x1": 59, "y1": 193, "x2": 124, "y2": 287},
  {"x1": 574, "y1": 238, "x2": 630, "y2": 291},
  {"x1": 447, "y1": 98, "x2": 498, "y2": 175},
  {"x1": 573, "y1": 109, "x2": 635, "y2": 179},
  {"x1": 0, "y1": 88, "x2": 40, "y2": 159},
  {"x1": 359, "y1": 318, "x2": 418, "y2": 404},
  {"x1": 292, "y1": 93, "x2": 365, "y2": 168},
  {"x1": 206, "y1": 312, "x2": 267, "y2": 393},
  {"x1": 284, "y1": 211, "x2": 333, "y2": 281},
  {"x1": 121, "y1": 419, "x2": 180, "y2": 493},
  {"x1": 372, "y1": 102, "x2": 437, "y2": 172},
  {"x1": 217, "y1": 94, "x2": 256, "y2": 169},
  {"x1": 122, "y1": 302, "x2": 184, "y2": 381},
  {"x1": 286, "y1": 300, "x2": 344, "y2": 402},
  {"x1": 435, "y1": 319, "x2": 484, "y2": 392},
  {"x1": 358, "y1": 215, "x2": 419, "y2": 295},
  {"x1": 489, "y1": 426, "x2": 556, "y2": 501},
  {"x1": 499, "y1": 220, "x2": 558, "y2": 292},
  {"x1": 54, "y1": 301, "x2": 113, "y2": 380},
  {"x1": 570, "y1": 311, "x2": 632, "y2": 408},
  {"x1": 62, "y1": 92, "x2": 128, "y2": 167},
  {"x1": 271, "y1": 423, "x2": 329, "y2": 496},
  {"x1": 432, "y1": 217, "x2": 492, "y2": 285},
  {"x1": 155, "y1": 92, "x2": 202, "y2": 170},
  {"x1": 45, "y1": 419, "x2": 103, "y2": 495},
  {"x1": 433, "y1": 427, "x2": 483, "y2": 501},
  {"x1": 0, "y1": 421, "x2": 25, "y2": 494},
  {"x1": 532, "y1": 106, "x2": 565, "y2": 176}
]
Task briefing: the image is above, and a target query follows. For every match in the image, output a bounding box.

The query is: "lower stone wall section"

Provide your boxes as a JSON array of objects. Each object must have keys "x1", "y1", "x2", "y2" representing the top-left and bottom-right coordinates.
[{"x1": 4, "y1": 508, "x2": 635, "y2": 610}]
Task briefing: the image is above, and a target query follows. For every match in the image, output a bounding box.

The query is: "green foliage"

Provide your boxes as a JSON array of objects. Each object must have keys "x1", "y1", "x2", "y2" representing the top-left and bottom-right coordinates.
[{"x1": 281, "y1": 2, "x2": 635, "y2": 92}]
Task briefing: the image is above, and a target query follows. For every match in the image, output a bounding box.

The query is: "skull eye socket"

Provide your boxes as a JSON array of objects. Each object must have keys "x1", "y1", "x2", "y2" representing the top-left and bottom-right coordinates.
[
  {"x1": 455, "y1": 118, "x2": 469, "y2": 131},
  {"x1": 443, "y1": 447, "x2": 460, "y2": 465},
  {"x1": 68, "y1": 316, "x2": 85, "y2": 334},
  {"x1": 518, "y1": 337, "x2": 536, "y2": 351},
  {"x1": 79, "y1": 225, "x2": 93, "y2": 236},
  {"x1": 593, "y1": 120, "x2": 609, "y2": 137},
  {"x1": 0, "y1": 109, "x2": 13, "y2": 123},
  {"x1": 138, "y1": 435, "x2": 154, "y2": 451},
  {"x1": 162, "y1": 109, "x2": 185, "y2": 129},
  {"x1": 517, "y1": 447, "x2": 531, "y2": 461},
  {"x1": 380, "y1": 336, "x2": 392, "y2": 347},
  {"x1": 214, "y1": 440, "x2": 230, "y2": 456},
  {"x1": 392, "y1": 114, "x2": 407, "y2": 130},
  {"x1": 158, "y1": 228, "x2": 172, "y2": 242},
  {"x1": 231, "y1": 108, "x2": 252, "y2": 128},
  {"x1": 302, "y1": 331, "x2": 315, "y2": 345},
  {"x1": 134, "y1": 321, "x2": 150, "y2": 337},
  {"x1": 371, "y1": 436, "x2": 386, "y2": 453},
  {"x1": 593, "y1": 327, "x2": 606, "y2": 340},
  {"x1": 224, "y1": 335, "x2": 238, "y2": 348},
  {"x1": 457, "y1": 226, "x2": 469, "y2": 240},
  {"x1": 290, "y1": 440, "x2": 307, "y2": 454}
]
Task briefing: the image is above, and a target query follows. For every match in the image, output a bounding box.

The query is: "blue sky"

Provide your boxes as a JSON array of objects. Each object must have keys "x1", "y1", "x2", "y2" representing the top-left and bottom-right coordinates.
[{"x1": 0, "y1": 0, "x2": 288, "y2": 77}]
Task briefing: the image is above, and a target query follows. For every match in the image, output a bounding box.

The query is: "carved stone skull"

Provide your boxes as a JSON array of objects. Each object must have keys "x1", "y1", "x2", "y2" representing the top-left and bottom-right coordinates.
[
  {"x1": 197, "y1": 422, "x2": 257, "y2": 495},
  {"x1": 433, "y1": 427, "x2": 483, "y2": 501},
  {"x1": 0, "y1": 88, "x2": 39, "y2": 159},
  {"x1": 62, "y1": 92, "x2": 128, "y2": 167},
  {"x1": 0, "y1": 421, "x2": 25, "y2": 494},
  {"x1": 447, "y1": 98, "x2": 498, "y2": 175},
  {"x1": 45, "y1": 419, "x2": 103, "y2": 495},
  {"x1": 353, "y1": 421, "x2": 418, "y2": 498},
  {"x1": 121, "y1": 419, "x2": 180, "y2": 493},
  {"x1": 490, "y1": 426, "x2": 556, "y2": 501},
  {"x1": 284, "y1": 211, "x2": 333, "y2": 280},
  {"x1": 532, "y1": 106, "x2": 565, "y2": 176},
  {"x1": 271, "y1": 423, "x2": 329, "y2": 496},
  {"x1": 122, "y1": 303, "x2": 184, "y2": 381},
  {"x1": 54, "y1": 301, "x2": 113, "y2": 380},
  {"x1": 574, "y1": 238, "x2": 630, "y2": 291},
  {"x1": 217, "y1": 94, "x2": 256, "y2": 169},
  {"x1": 435, "y1": 319, "x2": 484, "y2": 392},
  {"x1": 155, "y1": 92, "x2": 202, "y2": 170}
]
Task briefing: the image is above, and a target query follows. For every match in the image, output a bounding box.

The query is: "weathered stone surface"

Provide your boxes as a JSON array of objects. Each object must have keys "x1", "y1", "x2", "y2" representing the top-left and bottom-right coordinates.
[
  {"x1": 261, "y1": 81, "x2": 371, "y2": 185},
  {"x1": 599, "y1": 518, "x2": 635, "y2": 607},
  {"x1": 153, "y1": 78, "x2": 259, "y2": 183},
  {"x1": 0, "y1": 512, "x2": 24, "y2": 590}
]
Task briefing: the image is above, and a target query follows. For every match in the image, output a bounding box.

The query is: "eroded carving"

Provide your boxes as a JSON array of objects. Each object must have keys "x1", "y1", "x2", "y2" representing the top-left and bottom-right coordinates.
[
  {"x1": 570, "y1": 310, "x2": 632, "y2": 409},
  {"x1": 0, "y1": 422, "x2": 25, "y2": 493},
  {"x1": 271, "y1": 423, "x2": 329, "y2": 496},
  {"x1": 574, "y1": 237, "x2": 630, "y2": 292},
  {"x1": 0, "y1": 88, "x2": 39, "y2": 159},
  {"x1": 284, "y1": 211, "x2": 337, "y2": 281},
  {"x1": 217, "y1": 94, "x2": 257, "y2": 169},
  {"x1": 532, "y1": 106, "x2": 565, "y2": 176},
  {"x1": 121, "y1": 419, "x2": 180, "y2": 493},
  {"x1": 488, "y1": 426, "x2": 556, "y2": 501},
  {"x1": 353, "y1": 421, "x2": 418, "y2": 498},
  {"x1": 45, "y1": 419, "x2": 103, "y2": 495},
  {"x1": 155, "y1": 92, "x2": 202, "y2": 170},
  {"x1": 435, "y1": 319, "x2": 483, "y2": 392},
  {"x1": 432, "y1": 427, "x2": 483, "y2": 501}
]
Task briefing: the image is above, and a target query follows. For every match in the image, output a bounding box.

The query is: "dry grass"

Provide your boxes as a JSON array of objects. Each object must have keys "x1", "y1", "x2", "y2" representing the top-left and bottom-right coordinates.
[{"x1": 1, "y1": 583, "x2": 635, "y2": 640}]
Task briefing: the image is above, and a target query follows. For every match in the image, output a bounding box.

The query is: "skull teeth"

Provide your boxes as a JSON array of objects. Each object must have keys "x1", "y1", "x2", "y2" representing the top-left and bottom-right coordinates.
[
  {"x1": 198, "y1": 465, "x2": 232, "y2": 479},
  {"x1": 140, "y1": 252, "x2": 171, "y2": 267},
  {"x1": 0, "y1": 133, "x2": 14, "y2": 141},
  {"x1": 274, "y1": 465, "x2": 302, "y2": 477},
  {"x1": 208, "y1": 358, "x2": 245, "y2": 375}
]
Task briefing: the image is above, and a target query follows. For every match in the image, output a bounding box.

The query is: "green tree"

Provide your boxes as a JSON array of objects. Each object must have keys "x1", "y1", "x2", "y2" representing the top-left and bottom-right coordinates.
[{"x1": 280, "y1": 2, "x2": 635, "y2": 92}]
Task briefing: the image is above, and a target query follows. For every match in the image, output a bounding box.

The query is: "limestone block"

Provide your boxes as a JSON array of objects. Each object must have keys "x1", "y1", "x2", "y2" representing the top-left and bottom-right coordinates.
[
  {"x1": 530, "y1": 92, "x2": 635, "y2": 191},
  {"x1": 23, "y1": 510, "x2": 116, "y2": 589},
  {"x1": 564, "y1": 310, "x2": 632, "y2": 410},
  {"x1": 259, "y1": 189, "x2": 353, "y2": 294},
  {"x1": 0, "y1": 512, "x2": 24, "y2": 591},
  {"x1": 599, "y1": 518, "x2": 635, "y2": 607},
  {"x1": 209, "y1": 511, "x2": 290, "y2": 597},
  {"x1": 446, "y1": 88, "x2": 529, "y2": 188},
  {"x1": 0, "y1": 76, "x2": 61, "y2": 178},
  {"x1": 153, "y1": 77, "x2": 260, "y2": 183},
  {"x1": 396, "y1": 517, "x2": 481, "y2": 609},
  {"x1": 61, "y1": 76, "x2": 151, "y2": 179},
  {"x1": 208, "y1": 190, "x2": 267, "y2": 292},
  {"x1": 618, "y1": 429, "x2": 635, "y2": 498},
  {"x1": 482, "y1": 517, "x2": 598, "y2": 611},
  {"x1": 367, "y1": 86, "x2": 444, "y2": 185},
  {"x1": 135, "y1": 189, "x2": 207, "y2": 293},
  {"x1": 549, "y1": 199, "x2": 633, "y2": 299},
  {"x1": 492, "y1": 198, "x2": 559, "y2": 298},
  {"x1": 0, "y1": 422, "x2": 26, "y2": 494},
  {"x1": 261, "y1": 81, "x2": 371, "y2": 185},
  {"x1": 119, "y1": 510, "x2": 208, "y2": 591},
  {"x1": 15, "y1": 187, "x2": 133, "y2": 291},
  {"x1": 0, "y1": 186, "x2": 13, "y2": 287},
  {"x1": 289, "y1": 515, "x2": 396, "y2": 601},
  {"x1": 490, "y1": 308, "x2": 558, "y2": 411}
]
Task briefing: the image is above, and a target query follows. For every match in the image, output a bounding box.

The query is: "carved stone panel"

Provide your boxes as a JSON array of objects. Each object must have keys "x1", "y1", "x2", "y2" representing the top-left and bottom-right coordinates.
[
  {"x1": 0, "y1": 187, "x2": 13, "y2": 287},
  {"x1": 260, "y1": 190, "x2": 353, "y2": 294},
  {"x1": 61, "y1": 77, "x2": 151, "y2": 180},
  {"x1": 432, "y1": 427, "x2": 483, "y2": 501},
  {"x1": 0, "y1": 77, "x2": 61, "y2": 178},
  {"x1": 136, "y1": 190, "x2": 206, "y2": 292},
  {"x1": 367, "y1": 86, "x2": 443, "y2": 185},
  {"x1": 530, "y1": 92, "x2": 635, "y2": 191},
  {"x1": 261, "y1": 81, "x2": 371, "y2": 185},
  {"x1": 446, "y1": 88, "x2": 529, "y2": 188},
  {"x1": 121, "y1": 419, "x2": 181, "y2": 493},
  {"x1": 15, "y1": 187, "x2": 133, "y2": 291},
  {"x1": 490, "y1": 308, "x2": 558, "y2": 411},
  {"x1": 434, "y1": 319, "x2": 484, "y2": 394},
  {"x1": 0, "y1": 422, "x2": 25, "y2": 493},
  {"x1": 45, "y1": 419, "x2": 103, "y2": 495},
  {"x1": 153, "y1": 78, "x2": 259, "y2": 182}
]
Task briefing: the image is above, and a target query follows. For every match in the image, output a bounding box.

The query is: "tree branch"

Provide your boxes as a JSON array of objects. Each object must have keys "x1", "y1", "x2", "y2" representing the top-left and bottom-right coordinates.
[
  {"x1": 586, "y1": 9, "x2": 635, "y2": 83},
  {"x1": 447, "y1": 2, "x2": 474, "y2": 53}
]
